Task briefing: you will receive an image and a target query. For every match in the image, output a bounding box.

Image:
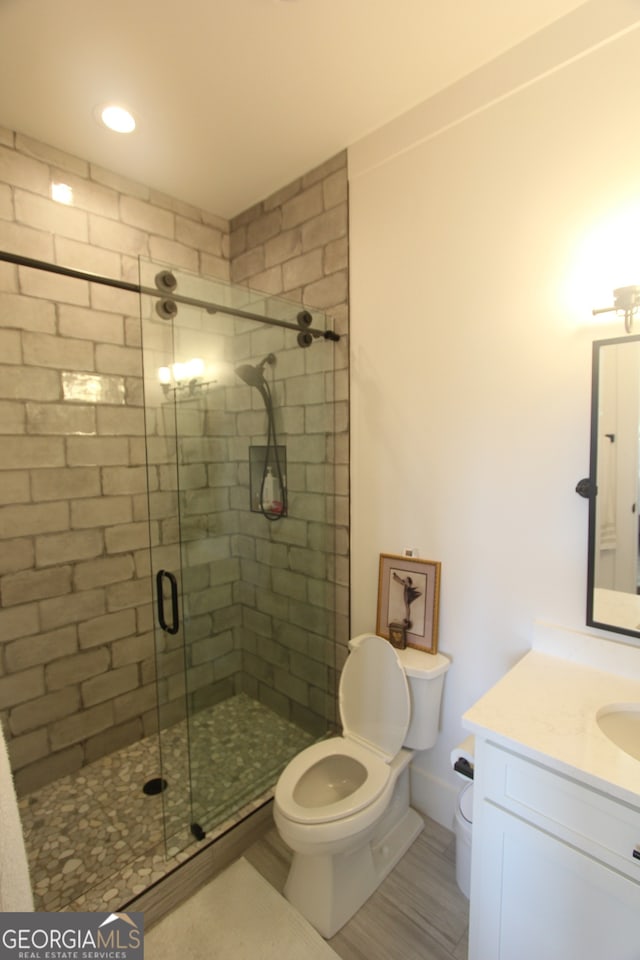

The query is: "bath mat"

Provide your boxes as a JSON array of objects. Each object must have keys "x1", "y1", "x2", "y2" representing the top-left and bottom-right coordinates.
[{"x1": 144, "y1": 857, "x2": 339, "y2": 960}]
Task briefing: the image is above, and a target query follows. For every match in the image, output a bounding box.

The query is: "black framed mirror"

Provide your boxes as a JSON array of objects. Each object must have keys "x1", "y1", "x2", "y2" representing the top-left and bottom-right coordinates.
[{"x1": 586, "y1": 334, "x2": 640, "y2": 638}]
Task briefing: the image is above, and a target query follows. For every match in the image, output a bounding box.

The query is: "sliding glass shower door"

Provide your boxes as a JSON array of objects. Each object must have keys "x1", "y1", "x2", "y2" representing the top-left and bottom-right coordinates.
[{"x1": 140, "y1": 260, "x2": 338, "y2": 850}]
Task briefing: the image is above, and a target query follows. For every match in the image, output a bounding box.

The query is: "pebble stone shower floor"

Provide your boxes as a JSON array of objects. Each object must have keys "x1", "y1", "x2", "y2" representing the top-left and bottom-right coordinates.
[{"x1": 18, "y1": 693, "x2": 315, "y2": 912}]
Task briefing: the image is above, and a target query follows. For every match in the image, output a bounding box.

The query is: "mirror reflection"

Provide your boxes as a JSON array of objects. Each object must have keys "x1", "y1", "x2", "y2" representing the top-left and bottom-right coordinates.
[{"x1": 588, "y1": 335, "x2": 640, "y2": 636}]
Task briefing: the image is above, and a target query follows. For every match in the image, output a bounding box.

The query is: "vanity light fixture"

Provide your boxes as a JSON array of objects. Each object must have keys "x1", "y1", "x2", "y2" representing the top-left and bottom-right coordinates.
[
  {"x1": 592, "y1": 285, "x2": 640, "y2": 333},
  {"x1": 158, "y1": 358, "x2": 215, "y2": 397}
]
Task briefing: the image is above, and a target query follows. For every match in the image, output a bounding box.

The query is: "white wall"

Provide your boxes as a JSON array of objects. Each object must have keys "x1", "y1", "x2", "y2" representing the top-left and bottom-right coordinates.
[{"x1": 348, "y1": 2, "x2": 640, "y2": 826}]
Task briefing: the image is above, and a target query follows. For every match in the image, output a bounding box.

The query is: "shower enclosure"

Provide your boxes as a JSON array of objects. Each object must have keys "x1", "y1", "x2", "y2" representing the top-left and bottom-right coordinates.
[
  {"x1": 140, "y1": 259, "x2": 340, "y2": 850},
  {"x1": 2, "y1": 248, "x2": 343, "y2": 908}
]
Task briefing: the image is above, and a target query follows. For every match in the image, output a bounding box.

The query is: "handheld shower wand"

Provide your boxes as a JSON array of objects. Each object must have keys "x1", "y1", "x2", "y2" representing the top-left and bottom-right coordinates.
[{"x1": 234, "y1": 354, "x2": 287, "y2": 521}]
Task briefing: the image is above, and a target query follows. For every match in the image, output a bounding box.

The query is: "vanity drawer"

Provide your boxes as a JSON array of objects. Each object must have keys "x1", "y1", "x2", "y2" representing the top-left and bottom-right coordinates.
[{"x1": 479, "y1": 741, "x2": 640, "y2": 878}]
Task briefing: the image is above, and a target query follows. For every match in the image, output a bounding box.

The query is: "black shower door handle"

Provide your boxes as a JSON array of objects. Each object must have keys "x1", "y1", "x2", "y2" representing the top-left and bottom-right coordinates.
[{"x1": 156, "y1": 569, "x2": 179, "y2": 635}]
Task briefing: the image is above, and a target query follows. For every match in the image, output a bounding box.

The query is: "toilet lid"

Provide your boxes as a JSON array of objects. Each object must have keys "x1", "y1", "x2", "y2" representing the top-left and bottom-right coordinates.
[{"x1": 339, "y1": 634, "x2": 410, "y2": 761}]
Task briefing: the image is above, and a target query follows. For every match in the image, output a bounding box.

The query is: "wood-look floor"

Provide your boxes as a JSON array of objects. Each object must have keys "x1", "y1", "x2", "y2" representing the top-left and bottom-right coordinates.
[{"x1": 245, "y1": 817, "x2": 470, "y2": 960}]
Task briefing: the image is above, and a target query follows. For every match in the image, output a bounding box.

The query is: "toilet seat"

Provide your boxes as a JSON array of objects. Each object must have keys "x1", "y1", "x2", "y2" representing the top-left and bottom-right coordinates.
[
  {"x1": 274, "y1": 736, "x2": 391, "y2": 824},
  {"x1": 275, "y1": 635, "x2": 412, "y2": 826}
]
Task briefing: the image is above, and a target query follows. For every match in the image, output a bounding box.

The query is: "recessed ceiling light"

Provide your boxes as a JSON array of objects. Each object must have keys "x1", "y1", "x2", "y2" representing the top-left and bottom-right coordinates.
[{"x1": 98, "y1": 104, "x2": 136, "y2": 134}]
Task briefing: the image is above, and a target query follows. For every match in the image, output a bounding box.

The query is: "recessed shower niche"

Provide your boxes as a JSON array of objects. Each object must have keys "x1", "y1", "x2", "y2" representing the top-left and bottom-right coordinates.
[{"x1": 249, "y1": 445, "x2": 287, "y2": 517}]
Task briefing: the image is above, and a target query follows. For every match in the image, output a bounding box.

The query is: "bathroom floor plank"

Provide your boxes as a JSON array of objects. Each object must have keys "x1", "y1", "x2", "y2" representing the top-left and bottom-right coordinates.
[{"x1": 245, "y1": 821, "x2": 470, "y2": 960}]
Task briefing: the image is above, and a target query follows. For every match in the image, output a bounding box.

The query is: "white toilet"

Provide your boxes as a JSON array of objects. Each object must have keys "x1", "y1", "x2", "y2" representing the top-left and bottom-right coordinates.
[{"x1": 273, "y1": 632, "x2": 450, "y2": 938}]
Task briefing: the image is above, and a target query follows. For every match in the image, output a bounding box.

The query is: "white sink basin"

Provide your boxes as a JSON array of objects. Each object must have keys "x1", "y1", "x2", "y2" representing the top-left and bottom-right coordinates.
[{"x1": 596, "y1": 704, "x2": 640, "y2": 761}]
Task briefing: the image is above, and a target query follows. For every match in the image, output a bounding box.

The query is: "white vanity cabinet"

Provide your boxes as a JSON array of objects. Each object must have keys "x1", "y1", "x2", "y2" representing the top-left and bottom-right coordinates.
[{"x1": 468, "y1": 739, "x2": 640, "y2": 960}]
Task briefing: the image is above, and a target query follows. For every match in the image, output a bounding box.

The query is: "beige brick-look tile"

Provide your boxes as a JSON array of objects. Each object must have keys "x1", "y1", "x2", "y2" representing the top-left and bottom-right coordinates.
[
  {"x1": 0, "y1": 182, "x2": 11, "y2": 219},
  {"x1": 323, "y1": 167, "x2": 348, "y2": 209},
  {"x1": 0, "y1": 470, "x2": 29, "y2": 504},
  {"x1": 96, "y1": 406, "x2": 144, "y2": 436},
  {"x1": 58, "y1": 304, "x2": 124, "y2": 344},
  {"x1": 104, "y1": 520, "x2": 150, "y2": 554},
  {"x1": 0, "y1": 366, "x2": 60, "y2": 403},
  {"x1": 324, "y1": 236, "x2": 348, "y2": 274},
  {"x1": 0, "y1": 328, "x2": 21, "y2": 364},
  {"x1": 113, "y1": 681, "x2": 156, "y2": 723},
  {"x1": 264, "y1": 228, "x2": 302, "y2": 268},
  {"x1": 90, "y1": 163, "x2": 150, "y2": 201},
  {"x1": 9, "y1": 687, "x2": 81, "y2": 736},
  {"x1": 1, "y1": 565, "x2": 71, "y2": 606},
  {"x1": 301, "y1": 205, "x2": 347, "y2": 252},
  {"x1": 83, "y1": 717, "x2": 142, "y2": 763},
  {"x1": 23, "y1": 330, "x2": 94, "y2": 371},
  {"x1": 95, "y1": 343, "x2": 141, "y2": 377},
  {"x1": 0, "y1": 144, "x2": 50, "y2": 195},
  {"x1": 14, "y1": 189, "x2": 88, "y2": 242},
  {"x1": 200, "y1": 252, "x2": 230, "y2": 281},
  {"x1": 0, "y1": 602, "x2": 39, "y2": 642},
  {"x1": 106, "y1": 577, "x2": 152, "y2": 612},
  {"x1": 31, "y1": 466, "x2": 101, "y2": 501},
  {"x1": 52, "y1": 169, "x2": 120, "y2": 219},
  {"x1": 89, "y1": 214, "x2": 148, "y2": 258},
  {"x1": 148, "y1": 235, "x2": 199, "y2": 272},
  {"x1": 303, "y1": 270, "x2": 348, "y2": 310},
  {"x1": 246, "y1": 209, "x2": 282, "y2": 248},
  {"x1": 74, "y1": 555, "x2": 134, "y2": 591},
  {"x1": 0, "y1": 291, "x2": 56, "y2": 333},
  {"x1": 90, "y1": 284, "x2": 139, "y2": 317},
  {"x1": 70, "y1": 495, "x2": 132, "y2": 529},
  {"x1": 0, "y1": 263, "x2": 17, "y2": 294},
  {"x1": 120, "y1": 195, "x2": 174, "y2": 238},
  {"x1": 39, "y1": 587, "x2": 105, "y2": 631},
  {"x1": 26, "y1": 402, "x2": 96, "y2": 436},
  {"x1": 0, "y1": 401, "x2": 25, "y2": 434},
  {"x1": 111, "y1": 630, "x2": 153, "y2": 667},
  {"x1": 49, "y1": 701, "x2": 113, "y2": 750},
  {"x1": 55, "y1": 236, "x2": 122, "y2": 280},
  {"x1": 78, "y1": 608, "x2": 136, "y2": 649},
  {"x1": 13, "y1": 745, "x2": 83, "y2": 795},
  {"x1": 17, "y1": 133, "x2": 89, "y2": 178},
  {"x1": 0, "y1": 537, "x2": 33, "y2": 575},
  {"x1": 6, "y1": 727, "x2": 49, "y2": 772},
  {"x1": 282, "y1": 249, "x2": 323, "y2": 290},
  {"x1": 0, "y1": 499, "x2": 68, "y2": 537},
  {"x1": 81, "y1": 663, "x2": 138, "y2": 707},
  {"x1": 19, "y1": 265, "x2": 90, "y2": 306},
  {"x1": 175, "y1": 216, "x2": 224, "y2": 255},
  {"x1": 66, "y1": 436, "x2": 130, "y2": 466},
  {"x1": 0, "y1": 220, "x2": 53, "y2": 263},
  {"x1": 5, "y1": 625, "x2": 77, "y2": 673},
  {"x1": 45, "y1": 647, "x2": 110, "y2": 692},
  {"x1": 0, "y1": 667, "x2": 44, "y2": 709},
  {"x1": 35, "y1": 529, "x2": 104, "y2": 567},
  {"x1": 282, "y1": 184, "x2": 323, "y2": 230},
  {"x1": 231, "y1": 247, "x2": 265, "y2": 284}
]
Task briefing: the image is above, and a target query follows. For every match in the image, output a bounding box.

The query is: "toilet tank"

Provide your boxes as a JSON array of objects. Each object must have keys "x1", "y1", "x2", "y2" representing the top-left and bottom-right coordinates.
[{"x1": 395, "y1": 646, "x2": 450, "y2": 750}]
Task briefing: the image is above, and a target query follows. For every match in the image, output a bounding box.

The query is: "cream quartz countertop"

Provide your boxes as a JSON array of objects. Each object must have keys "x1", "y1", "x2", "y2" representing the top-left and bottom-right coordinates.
[{"x1": 463, "y1": 649, "x2": 640, "y2": 807}]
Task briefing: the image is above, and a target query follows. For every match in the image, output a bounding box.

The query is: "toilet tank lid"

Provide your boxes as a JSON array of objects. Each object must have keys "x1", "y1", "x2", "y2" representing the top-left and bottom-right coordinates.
[
  {"x1": 349, "y1": 635, "x2": 450, "y2": 679},
  {"x1": 396, "y1": 646, "x2": 450, "y2": 679}
]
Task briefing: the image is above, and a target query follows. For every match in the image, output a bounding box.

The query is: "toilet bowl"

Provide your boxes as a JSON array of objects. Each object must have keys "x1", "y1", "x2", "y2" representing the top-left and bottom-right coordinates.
[{"x1": 274, "y1": 633, "x2": 450, "y2": 938}]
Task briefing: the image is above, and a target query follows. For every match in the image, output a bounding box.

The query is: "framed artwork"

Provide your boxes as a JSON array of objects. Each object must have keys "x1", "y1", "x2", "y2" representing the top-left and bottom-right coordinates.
[{"x1": 376, "y1": 553, "x2": 441, "y2": 654}]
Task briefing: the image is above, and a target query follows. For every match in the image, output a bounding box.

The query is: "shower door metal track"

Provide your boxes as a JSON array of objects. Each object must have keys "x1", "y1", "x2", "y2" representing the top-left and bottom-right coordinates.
[{"x1": 0, "y1": 249, "x2": 340, "y2": 342}]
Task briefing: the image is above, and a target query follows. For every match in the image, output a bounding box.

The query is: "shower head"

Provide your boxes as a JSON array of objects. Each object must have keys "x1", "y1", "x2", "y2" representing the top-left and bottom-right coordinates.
[{"x1": 234, "y1": 353, "x2": 275, "y2": 389}]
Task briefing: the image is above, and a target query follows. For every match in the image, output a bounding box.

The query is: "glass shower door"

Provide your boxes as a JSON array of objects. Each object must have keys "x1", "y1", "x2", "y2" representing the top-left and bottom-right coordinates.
[{"x1": 140, "y1": 259, "x2": 338, "y2": 850}]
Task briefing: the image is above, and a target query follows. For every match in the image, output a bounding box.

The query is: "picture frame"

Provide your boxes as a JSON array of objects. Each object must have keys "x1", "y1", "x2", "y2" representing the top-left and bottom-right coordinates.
[{"x1": 376, "y1": 553, "x2": 441, "y2": 654}]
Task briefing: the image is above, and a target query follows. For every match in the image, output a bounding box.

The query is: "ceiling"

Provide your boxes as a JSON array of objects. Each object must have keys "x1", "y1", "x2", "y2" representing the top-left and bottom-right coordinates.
[{"x1": 0, "y1": 0, "x2": 588, "y2": 220}]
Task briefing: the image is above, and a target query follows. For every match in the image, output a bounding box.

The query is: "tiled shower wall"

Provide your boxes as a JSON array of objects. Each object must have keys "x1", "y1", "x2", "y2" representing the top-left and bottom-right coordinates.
[
  {"x1": 229, "y1": 151, "x2": 350, "y2": 690},
  {"x1": 0, "y1": 128, "x2": 349, "y2": 796},
  {"x1": 0, "y1": 128, "x2": 229, "y2": 795}
]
